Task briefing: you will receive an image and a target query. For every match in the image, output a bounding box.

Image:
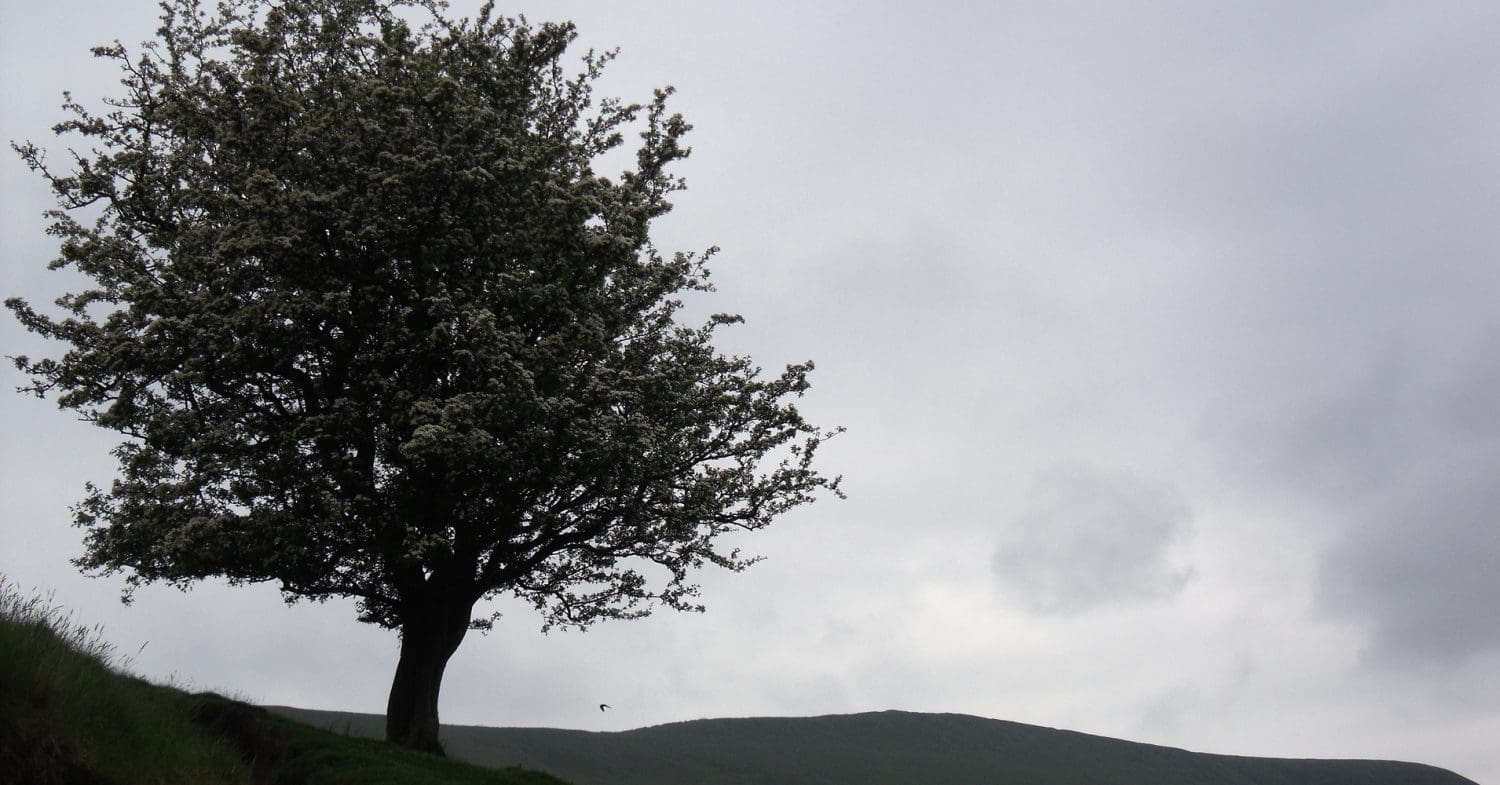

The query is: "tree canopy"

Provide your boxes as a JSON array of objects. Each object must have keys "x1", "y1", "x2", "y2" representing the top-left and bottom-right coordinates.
[{"x1": 9, "y1": 0, "x2": 840, "y2": 753}]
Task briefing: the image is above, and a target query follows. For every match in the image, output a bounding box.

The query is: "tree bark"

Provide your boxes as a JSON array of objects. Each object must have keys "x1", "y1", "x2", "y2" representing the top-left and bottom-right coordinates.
[{"x1": 385, "y1": 596, "x2": 473, "y2": 755}]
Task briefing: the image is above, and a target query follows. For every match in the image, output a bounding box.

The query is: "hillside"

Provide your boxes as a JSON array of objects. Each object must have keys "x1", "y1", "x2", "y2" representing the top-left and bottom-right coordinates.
[
  {"x1": 271, "y1": 706, "x2": 1480, "y2": 785},
  {"x1": 0, "y1": 580, "x2": 566, "y2": 785}
]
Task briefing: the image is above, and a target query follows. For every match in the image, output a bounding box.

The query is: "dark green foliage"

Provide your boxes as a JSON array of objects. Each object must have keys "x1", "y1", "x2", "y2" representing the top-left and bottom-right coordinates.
[
  {"x1": 9, "y1": 0, "x2": 839, "y2": 752},
  {"x1": 8, "y1": 0, "x2": 839, "y2": 628},
  {"x1": 271, "y1": 707, "x2": 1480, "y2": 785}
]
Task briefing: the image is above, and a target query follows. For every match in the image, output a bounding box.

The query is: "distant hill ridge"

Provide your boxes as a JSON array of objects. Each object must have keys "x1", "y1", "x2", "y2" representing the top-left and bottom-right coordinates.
[{"x1": 270, "y1": 706, "x2": 1478, "y2": 785}]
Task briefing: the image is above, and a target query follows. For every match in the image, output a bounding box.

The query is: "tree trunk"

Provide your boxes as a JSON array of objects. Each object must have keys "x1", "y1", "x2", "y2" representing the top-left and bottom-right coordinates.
[{"x1": 385, "y1": 597, "x2": 473, "y2": 755}]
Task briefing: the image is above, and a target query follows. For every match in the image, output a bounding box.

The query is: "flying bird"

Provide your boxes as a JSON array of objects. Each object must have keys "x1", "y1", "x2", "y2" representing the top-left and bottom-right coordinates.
[{"x1": 599, "y1": 703, "x2": 611, "y2": 712}]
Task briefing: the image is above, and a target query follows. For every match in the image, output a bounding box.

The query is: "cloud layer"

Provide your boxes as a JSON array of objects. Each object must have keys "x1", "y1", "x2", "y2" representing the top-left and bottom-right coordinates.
[
  {"x1": 4, "y1": 1, "x2": 1499, "y2": 783},
  {"x1": 994, "y1": 463, "x2": 1193, "y2": 614}
]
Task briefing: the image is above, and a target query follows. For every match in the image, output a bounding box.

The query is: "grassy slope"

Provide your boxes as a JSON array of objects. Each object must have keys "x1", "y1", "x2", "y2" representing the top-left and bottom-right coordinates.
[
  {"x1": 0, "y1": 586, "x2": 246, "y2": 785},
  {"x1": 0, "y1": 581, "x2": 567, "y2": 785},
  {"x1": 274, "y1": 706, "x2": 1480, "y2": 785}
]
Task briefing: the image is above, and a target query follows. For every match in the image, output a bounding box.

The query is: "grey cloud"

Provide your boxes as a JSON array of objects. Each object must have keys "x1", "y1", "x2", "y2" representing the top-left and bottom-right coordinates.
[
  {"x1": 1119, "y1": 1, "x2": 1500, "y2": 669},
  {"x1": 8, "y1": 1, "x2": 1500, "y2": 780},
  {"x1": 1210, "y1": 322, "x2": 1500, "y2": 665},
  {"x1": 1319, "y1": 463, "x2": 1500, "y2": 666},
  {"x1": 1137, "y1": 683, "x2": 1204, "y2": 737},
  {"x1": 993, "y1": 462, "x2": 1193, "y2": 614}
]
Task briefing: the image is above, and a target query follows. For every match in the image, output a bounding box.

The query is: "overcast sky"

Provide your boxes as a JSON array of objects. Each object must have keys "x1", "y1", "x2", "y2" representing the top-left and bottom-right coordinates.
[{"x1": 3, "y1": 1, "x2": 1498, "y2": 782}]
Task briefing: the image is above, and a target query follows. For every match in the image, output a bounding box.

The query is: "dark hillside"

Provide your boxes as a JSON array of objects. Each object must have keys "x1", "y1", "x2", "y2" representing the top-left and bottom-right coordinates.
[
  {"x1": 0, "y1": 578, "x2": 565, "y2": 785},
  {"x1": 271, "y1": 707, "x2": 1478, "y2": 785}
]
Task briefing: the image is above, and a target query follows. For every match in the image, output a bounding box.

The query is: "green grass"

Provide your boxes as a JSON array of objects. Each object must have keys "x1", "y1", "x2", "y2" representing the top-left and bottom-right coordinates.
[
  {"x1": 0, "y1": 576, "x2": 567, "y2": 785},
  {"x1": 0, "y1": 577, "x2": 247, "y2": 784}
]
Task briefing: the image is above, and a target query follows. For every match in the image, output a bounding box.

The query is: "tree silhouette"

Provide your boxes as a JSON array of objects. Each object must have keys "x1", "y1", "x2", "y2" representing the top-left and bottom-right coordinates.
[{"x1": 9, "y1": 0, "x2": 840, "y2": 754}]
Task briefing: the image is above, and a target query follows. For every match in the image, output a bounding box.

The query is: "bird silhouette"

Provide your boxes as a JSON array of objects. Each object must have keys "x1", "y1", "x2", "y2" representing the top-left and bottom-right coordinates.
[{"x1": 599, "y1": 703, "x2": 611, "y2": 712}]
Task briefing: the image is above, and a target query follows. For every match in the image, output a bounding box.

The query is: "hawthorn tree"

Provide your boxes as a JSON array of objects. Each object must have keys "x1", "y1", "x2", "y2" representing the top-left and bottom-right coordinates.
[{"x1": 9, "y1": 0, "x2": 840, "y2": 754}]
